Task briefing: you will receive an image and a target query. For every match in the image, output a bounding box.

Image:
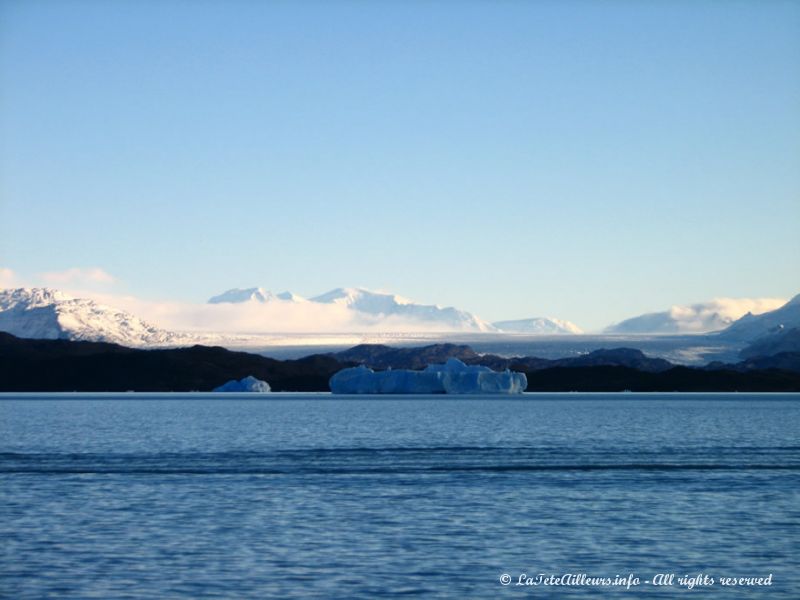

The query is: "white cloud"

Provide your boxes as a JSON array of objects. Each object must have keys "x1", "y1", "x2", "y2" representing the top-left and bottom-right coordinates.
[
  {"x1": 78, "y1": 292, "x2": 480, "y2": 334},
  {"x1": 607, "y1": 296, "x2": 788, "y2": 334},
  {"x1": 668, "y1": 297, "x2": 786, "y2": 323},
  {"x1": 3, "y1": 266, "x2": 792, "y2": 336},
  {"x1": 0, "y1": 267, "x2": 19, "y2": 288},
  {"x1": 40, "y1": 267, "x2": 116, "y2": 287}
]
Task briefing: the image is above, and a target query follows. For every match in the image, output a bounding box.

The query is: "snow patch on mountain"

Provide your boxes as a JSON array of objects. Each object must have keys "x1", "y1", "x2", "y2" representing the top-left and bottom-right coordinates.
[
  {"x1": 311, "y1": 287, "x2": 414, "y2": 308},
  {"x1": 208, "y1": 288, "x2": 306, "y2": 304},
  {"x1": 493, "y1": 317, "x2": 583, "y2": 335},
  {"x1": 309, "y1": 287, "x2": 494, "y2": 331},
  {"x1": 275, "y1": 291, "x2": 305, "y2": 302}
]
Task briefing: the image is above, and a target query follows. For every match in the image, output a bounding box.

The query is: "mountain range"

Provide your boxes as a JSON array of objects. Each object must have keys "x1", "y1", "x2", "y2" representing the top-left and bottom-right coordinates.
[
  {"x1": 0, "y1": 287, "x2": 798, "y2": 351},
  {"x1": 205, "y1": 286, "x2": 581, "y2": 334}
]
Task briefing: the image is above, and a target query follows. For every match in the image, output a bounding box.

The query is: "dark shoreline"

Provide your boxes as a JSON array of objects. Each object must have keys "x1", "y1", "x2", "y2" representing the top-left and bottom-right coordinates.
[{"x1": 1, "y1": 333, "x2": 799, "y2": 393}]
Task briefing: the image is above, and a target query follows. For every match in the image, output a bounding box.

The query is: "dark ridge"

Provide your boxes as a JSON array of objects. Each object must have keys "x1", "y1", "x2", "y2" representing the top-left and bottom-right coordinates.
[
  {"x1": 524, "y1": 365, "x2": 800, "y2": 392},
  {"x1": 0, "y1": 332, "x2": 349, "y2": 392},
  {"x1": 740, "y1": 327, "x2": 800, "y2": 359},
  {"x1": 329, "y1": 343, "x2": 482, "y2": 370},
  {"x1": 705, "y1": 351, "x2": 800, "y2": 373},
  {"x1": 1, "y1": 333, "x2": 799, "y2": 392},
  {"x1": 329, "y1": 344, "x2": 682, "y2": 373}
]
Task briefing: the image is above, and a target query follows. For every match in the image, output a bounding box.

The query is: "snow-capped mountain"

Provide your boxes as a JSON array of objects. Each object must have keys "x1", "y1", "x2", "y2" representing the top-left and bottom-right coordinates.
[
  {"x1": 275, "y1": 291, "x2": 305, "y2": 302},
  {"x1": 492, "y1": 318, "x2": 583, "y2": 335},
  {"x1": 0, "y1": 288, "x2": 182, "y2": 346},
  {"x1": 310, "y1": 287, "x2": 414, "y2": 311},
  {"x1": 604, "y1": 297, "x2": 787, "y2": 334},
  {"x1": 318, "y1": 287, "x2": 493, "y2": 331},
  {"x1": 718, "y1": 294, "x2": 800, "y2": 341},
  {"x1": 208, "y1": 288, "x2": 305, "y2": 304},
  {"x1": 209, "y1": 286, "x2": 497, "y2": 332},
  {"x1": 310, "y1": 287, "x2": 495, "y2": 331}
]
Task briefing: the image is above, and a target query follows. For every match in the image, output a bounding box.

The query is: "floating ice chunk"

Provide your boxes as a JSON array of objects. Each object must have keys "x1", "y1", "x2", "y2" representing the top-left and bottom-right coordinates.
[
  {"x1": 426, "y1": 358, "x2": 528, "y2": 394},
  {"x1": 329, "y1": 365, "x2": 445, "y2": 394},
  {"x1": 213, "y1": 375, "x2": 271, "y2": 392},
  {"x1": 329, "y1": 358, "x2": 526, "y2": 394}
]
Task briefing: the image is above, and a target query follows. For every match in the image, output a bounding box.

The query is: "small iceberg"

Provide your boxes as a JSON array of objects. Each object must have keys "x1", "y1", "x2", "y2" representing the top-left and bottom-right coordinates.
[
  {"x1": 329, "y1": 358, "x2": 527, "y2": 394},
  {"x1": 213, "y1": 375, "x2": 271, "y2": 393}
]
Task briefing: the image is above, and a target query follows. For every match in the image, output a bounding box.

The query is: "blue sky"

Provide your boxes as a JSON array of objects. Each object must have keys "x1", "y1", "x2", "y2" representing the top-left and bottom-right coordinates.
[{"x1": 1, "y1": 0, "x2": 798, "y2": 329}]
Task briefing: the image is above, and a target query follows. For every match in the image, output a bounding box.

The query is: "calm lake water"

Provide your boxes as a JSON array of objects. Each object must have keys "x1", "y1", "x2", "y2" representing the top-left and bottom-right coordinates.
[{"x1": 1, "y1": 394, "x2": 799, "y2": 598}]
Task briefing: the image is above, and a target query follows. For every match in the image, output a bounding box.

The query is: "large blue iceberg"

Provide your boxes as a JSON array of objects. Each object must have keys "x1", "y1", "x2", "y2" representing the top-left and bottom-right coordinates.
[
  {"x1": 213, "y1": 376, "x2": 271, "y2": 392},
  {"x1": 329, "y1": 358, "x2": 527, "y2": 394}
]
